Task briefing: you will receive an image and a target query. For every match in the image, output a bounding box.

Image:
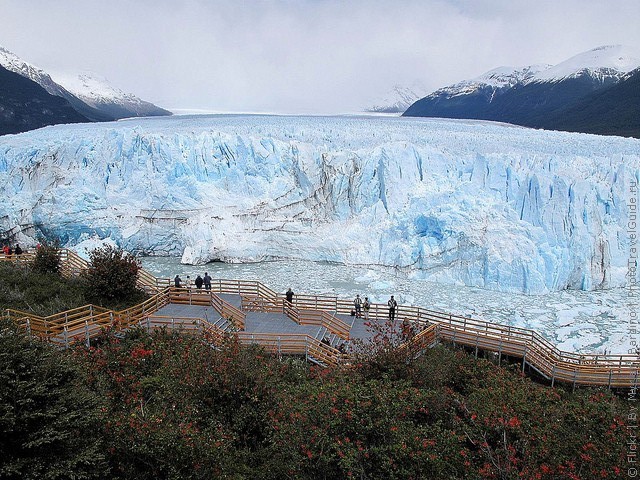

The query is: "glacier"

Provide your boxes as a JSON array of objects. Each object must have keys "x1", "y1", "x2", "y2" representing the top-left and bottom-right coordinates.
[{"x1": 0, "y1": 114, "x2": 638, "y2": 295}]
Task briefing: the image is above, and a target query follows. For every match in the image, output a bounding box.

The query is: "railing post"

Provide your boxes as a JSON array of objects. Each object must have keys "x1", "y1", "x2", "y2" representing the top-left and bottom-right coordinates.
[
  {"x1": 26, "y1": 318, "x2": 31, "y2": 337},
  {"x1": 147, "y1": 316, "x2": 151, "y2": 332},
  {"x1": 608, "y1": 370, "x2": 613, "y2": 389},
  {"x1": 522, "y1": 346, "x2": 527, "y2": 373},
  {"x1": 278, "y1": 337, "x2": 281, "y2": 356},
  {"x1": 64, "y1": 327, "x2": 69, "y2": 349},
  {"x1": 551, "y1": 365, "x2": 556, "y2": 387},
  {"x1": 85, "y1": 320, "x2": 90, "y2": 347}
]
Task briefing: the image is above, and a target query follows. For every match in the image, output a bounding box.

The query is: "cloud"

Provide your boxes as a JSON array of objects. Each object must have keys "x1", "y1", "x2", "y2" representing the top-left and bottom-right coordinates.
[{"x1": 1, "y1": 0, "x2": 639, "y2": 113}]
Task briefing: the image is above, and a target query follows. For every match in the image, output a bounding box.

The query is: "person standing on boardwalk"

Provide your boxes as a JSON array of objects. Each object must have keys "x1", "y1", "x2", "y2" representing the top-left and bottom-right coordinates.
[
  {"x1": 363, "y1": 297, "x2": 371, "y2": 321},
  {"x1": 354, "y1": 294, "x2": 362, "y2": 318},
  {"x1": 284, "y1": 288, "x2": 295, "y2": 313},
  {"x1": 14, "y1": 244, "x2": 22, "y2": 256},
  {"x1": 388, "y1": 295, "x2": 398, "y2": 321},
  {"x1": 195, "y1": 275, "x2": 204, "y2": 289},
  {"x1": 203, "y1": 272, "x2": 212, "y2": 291},
  {"x1": 174, "y1": 275, "x2": 182, "y2": 288}
]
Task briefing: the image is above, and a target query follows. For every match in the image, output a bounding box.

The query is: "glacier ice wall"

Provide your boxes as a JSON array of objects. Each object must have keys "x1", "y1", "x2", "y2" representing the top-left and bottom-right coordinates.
[{"x1": 0, "y1": 115, "x2": 638, "y2": 294}]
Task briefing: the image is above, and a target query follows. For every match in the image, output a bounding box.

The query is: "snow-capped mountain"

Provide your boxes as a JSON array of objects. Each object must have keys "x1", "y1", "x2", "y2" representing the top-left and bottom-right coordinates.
[
  {"x1": 534, "y1": 44, "x2": 640, "y2": 82},
  {"x1": 51, "y1": 71, "x2": 171, "y2": 119},
  {"x1": 1, "y1": 115, "x2": 637, "y2": 295},
  {"x1": 0, "y1": 46, "x2": 68, "y2": 97},
  {"x1": 0, "y1": 46, "x2": 170, "y2": 125},
  {"x1": 366, "y1": 83, "x2": 430, "y2": 113},
  {"x1": 429, "y1": 64, "x2": 550, "y2": 99},
  {"x1": 0, "y1": 65, "x2": 89, "y2": 135},
  {"x1": 404, "y1": 45, "x2": 640, "y2": 137}
]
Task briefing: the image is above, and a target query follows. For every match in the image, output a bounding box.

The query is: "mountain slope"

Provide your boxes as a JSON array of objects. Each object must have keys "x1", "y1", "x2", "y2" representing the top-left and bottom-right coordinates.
[
  {"x1": 52, "y1": 72, "x2": 172, "y2": 119},
  {"x1": 0, "y1": 46, "x2": 170, "y2": 122},
  {"x1": 404, "y1": 45, "x2": 640, "y2": 137},
  {"x1": 366, "y1": 83, "x2": 430, "y2": 113},
  {"x1": 0, "y1": 47, "x2": 112, "y2": 122},
  {"x1": 543, "y1": 68, "x2": 640, "y2": 137},
  {"x1": 0, "y1": 65, "x2": 90, "y2": 135}
]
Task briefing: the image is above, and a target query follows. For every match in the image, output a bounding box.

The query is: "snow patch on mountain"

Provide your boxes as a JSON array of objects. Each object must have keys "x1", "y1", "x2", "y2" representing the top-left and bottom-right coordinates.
[
  {"x1": 0, "y1": 46, "x2": 68, "y2": 97},
  {"x1": 430, "y1": 64, "x2": 551, "y2": 99},
  {"x1": 534, "y1": 45, "x2": 640, "y2": 82},
  {"x1": 366, "y1": 82, "x2": 430, "y2": 113},
  {"x1": 0, "y1": 115, "x2": 638, "y2": 295},
  {"x1": 50, "y1": 71, "x2": 169, "y2": 117}
]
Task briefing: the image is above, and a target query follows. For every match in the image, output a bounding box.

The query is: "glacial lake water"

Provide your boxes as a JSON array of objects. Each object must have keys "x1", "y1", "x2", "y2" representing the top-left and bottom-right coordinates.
[{"x1": 140, "y1": 256, "x2": 636, "y2": 355}]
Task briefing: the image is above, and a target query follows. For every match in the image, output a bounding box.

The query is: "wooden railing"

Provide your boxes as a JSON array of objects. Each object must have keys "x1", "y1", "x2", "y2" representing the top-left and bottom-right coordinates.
[
  {"x1": 2, "y1": 250, "x2": 638, "y2": 387},
  {"x1": 0, "y1": 248, "x2": 166, "y2": 292},
  {"x1": 4, "y1": 289, "x2": 172, "y2": 347},
  {"x1": 219, "y1": 281, "x2": 639, "y2": 387},
  {"x1": 210, "y1": 293, "x2": 246, "y2": 330},
  {"x1": 237, "y1": 332, "x2": 343, "y2": 366}
]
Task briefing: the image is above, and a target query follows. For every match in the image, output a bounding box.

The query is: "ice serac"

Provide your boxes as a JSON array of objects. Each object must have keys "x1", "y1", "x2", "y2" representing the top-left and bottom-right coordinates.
[{"x1": 0, "y1": 115, "x2": 638, "y2": 295}]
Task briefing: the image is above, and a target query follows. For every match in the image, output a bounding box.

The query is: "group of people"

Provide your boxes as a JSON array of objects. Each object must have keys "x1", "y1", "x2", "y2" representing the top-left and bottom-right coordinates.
[
  {"x1": 1, "y1": 244, "x2": 23, "y2": 257},
  {"x1": 174, "y1": 272, "x2": 213, "y2": 290},
  {"x1": 353, "y1": 294, "x2": 398, "y2": 321}
]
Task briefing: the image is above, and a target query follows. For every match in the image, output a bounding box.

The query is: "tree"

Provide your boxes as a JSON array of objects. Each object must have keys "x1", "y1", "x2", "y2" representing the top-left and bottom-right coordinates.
[
  {"x1": 0, "y1": 319, "x2": 106, "y2": 479},
  {"x1": 83, "y1": 245, "x2": 141, "y2": 303},
  {"x1": 30, "y1": 239, "x2": 61, "y2": 275}
]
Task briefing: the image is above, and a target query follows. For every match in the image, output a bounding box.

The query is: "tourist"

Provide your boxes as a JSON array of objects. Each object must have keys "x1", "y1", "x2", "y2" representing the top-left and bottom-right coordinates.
[
  {"x1": 354, "y1": 294, "x2": 362, "y2": 318},
  {"x1": 388, "y1": 295, "x2": 398, "y2": 321},
  {"x1": 1, "y1": 245, "x2": 8, "y2": 257},
  {"x1": 14, "y1": 244, "x2": 22, "y2": 255},
  {"x1": 321, "y1": 336, "x2": 331, "y2": 346},
  {"x1": 203, "y1": 272, "x2": 212, "y2": 290},
  {"x1": 195, "y1": 274, "x2": 204, "y2": 289},
  {"x1": 186, "y1": 275, "x2": 191, "y2": 289},
  {"x1": 402, "y1": 318, "x2": 415, "y2": 338},
  {"x1": 363, "y1": 296, "x2": 371, "y2": 321},
  {"x1": 174, "y1": 275, "x2": 182, "y2": 288},
  {"x1": 286, "y1": 288, "x2": 294, "y2": 304}
]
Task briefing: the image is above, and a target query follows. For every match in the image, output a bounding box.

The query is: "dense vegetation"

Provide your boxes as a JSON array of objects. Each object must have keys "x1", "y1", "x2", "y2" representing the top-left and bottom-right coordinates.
[
  {"x1": 0, "y1": 255, "x2": 629, "y2": 478},
  {"x1": 0, "y1": 318, "x2": 628, "y2": 479},
  {"x1": 0, "y1": 249, "x2": 146, "y2": 316}
]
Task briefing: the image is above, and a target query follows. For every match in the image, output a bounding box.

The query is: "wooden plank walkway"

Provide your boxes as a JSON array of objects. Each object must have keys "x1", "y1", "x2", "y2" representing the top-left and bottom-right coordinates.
[
  {"x1": 153, "y1": 296, "x2": 373, "y2": 342},
  {"x1": 3, "y1": 249, "x2": 639, "y2": 387}
]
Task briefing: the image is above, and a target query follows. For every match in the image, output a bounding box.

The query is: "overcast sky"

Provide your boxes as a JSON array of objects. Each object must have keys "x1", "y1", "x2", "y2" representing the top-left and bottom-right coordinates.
[{"x1": 1, "y1": 0, "x2": 639, "y2": 114}]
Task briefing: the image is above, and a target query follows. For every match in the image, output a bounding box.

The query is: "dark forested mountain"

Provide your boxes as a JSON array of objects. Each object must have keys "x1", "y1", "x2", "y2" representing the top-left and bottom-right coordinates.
[
  {"x1": 0, "y1": 46, "x2": 170, "y2": 135},
  {"x1": 0, "y1": 65, "x2": 89, "y2": 136},
  {"x1": 404, "y1": 45, "x2": 640, "y2": 138},
  {"x1": 542, "y1": 68, "x2": 640, "y2": 137}
]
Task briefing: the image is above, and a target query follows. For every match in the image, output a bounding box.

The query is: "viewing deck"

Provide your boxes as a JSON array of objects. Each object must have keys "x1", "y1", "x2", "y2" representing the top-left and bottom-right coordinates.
[{"x1": 1, "y1": 249, "x2": 638, "y2": 387}]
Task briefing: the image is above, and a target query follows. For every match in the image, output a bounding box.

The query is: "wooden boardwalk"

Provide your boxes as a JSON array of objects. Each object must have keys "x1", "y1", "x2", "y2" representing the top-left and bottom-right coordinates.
[
  {"x1": 2, "y1": 249, "x2": 639, "y2": 387},
  {"x1": 153, "y1": 298, "x2": 367, "y2": 342}
]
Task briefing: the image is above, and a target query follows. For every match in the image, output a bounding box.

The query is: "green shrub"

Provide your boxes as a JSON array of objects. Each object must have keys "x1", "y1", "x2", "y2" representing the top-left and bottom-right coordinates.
[
  {"x1": 30, "y1": 240, "x2": 61, "y2": 275},
  {"x1": 0, "y1": 318, "x2": 106, "y2": 479},
  {"x1": 0, "y1": 262, "x2": 87, "y2": 316},
  {"x1": 68, "y1": 327, "x2": 627, "y2": 480},
  {"x1": 82, "y1": 246, "x2": 142, "y2": 303}
]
